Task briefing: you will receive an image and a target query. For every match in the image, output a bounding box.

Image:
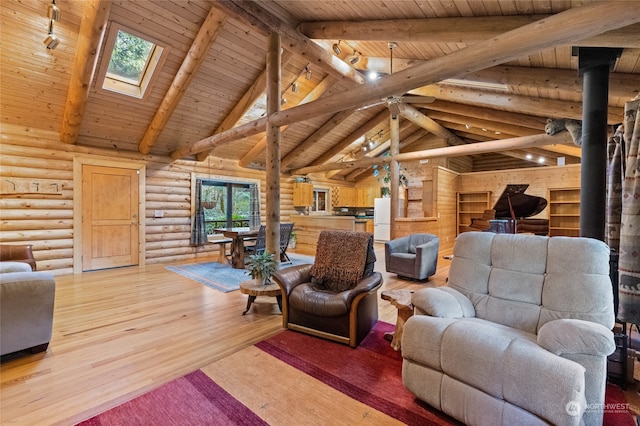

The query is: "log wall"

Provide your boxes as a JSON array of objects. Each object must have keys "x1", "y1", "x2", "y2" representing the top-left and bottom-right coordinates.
[{"x1": 0, "y1": 124, "x2": 300, "y2": 275}]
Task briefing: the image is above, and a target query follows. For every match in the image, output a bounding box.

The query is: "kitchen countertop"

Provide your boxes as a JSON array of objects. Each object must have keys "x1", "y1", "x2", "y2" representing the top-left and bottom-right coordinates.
[{"x1": 395, "y1": 217, "x2": 438, "y2": 222}]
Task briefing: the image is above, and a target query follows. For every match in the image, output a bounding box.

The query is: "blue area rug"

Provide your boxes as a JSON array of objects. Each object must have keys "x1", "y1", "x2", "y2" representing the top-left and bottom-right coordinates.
[{"x1": 166, "y1": 254, "x2": 315, "y2": 293}]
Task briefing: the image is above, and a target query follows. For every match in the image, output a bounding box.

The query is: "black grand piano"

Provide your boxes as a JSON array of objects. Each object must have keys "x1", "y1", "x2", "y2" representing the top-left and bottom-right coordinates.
[{"x1": 468, "y1": 184, "x2": 549, "y2": 235}]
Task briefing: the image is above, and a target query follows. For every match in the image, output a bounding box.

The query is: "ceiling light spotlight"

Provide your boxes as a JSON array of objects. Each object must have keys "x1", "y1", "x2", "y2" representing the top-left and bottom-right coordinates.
[
  {"x1": 44, "y1": 0, "x2": 60, "y2": 50},
  {"x1": 281, "y1": 98, "x2": 287, "y2": 105},
  {"x1": 538, "y1": 157, "x2": 545, "y2": 164},
  {"x1": 465, "y1": 124, "x2": 471, "y2": 129},
  {"x1": 367, "y1": 71, "x2": 379, "y2": 81},
  {"x1": 44, "y1": 32, "x2": 59, "y2": 49},
  {"x1": 292, "y1": 83, "x2": 298, "y2": 93},
  {"x1": 48, "y1": 0, "x2": 60, "y2": 21},
  {"x1": 526, "y1": 154, "x2": 533, "y2": 160},
  {"x1": 305, "y1": 66, "x2": 312, "y2": 80},
  {"x1": 332, "y1": 40, "x2": 342, "y2": 55},
  {"x1": 349, "y1": 49, "x2": 360, "y2": 65}
]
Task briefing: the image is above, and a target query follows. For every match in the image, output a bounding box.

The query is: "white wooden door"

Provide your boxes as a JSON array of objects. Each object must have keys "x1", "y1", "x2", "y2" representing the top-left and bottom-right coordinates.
[{"x1": 82, "y1": 165, "x2": 140, "y2": 271}]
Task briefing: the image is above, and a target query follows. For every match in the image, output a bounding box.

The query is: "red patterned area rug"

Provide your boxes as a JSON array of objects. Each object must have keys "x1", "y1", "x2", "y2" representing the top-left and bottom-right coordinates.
[{"x1": 78, "y1": 321, "x2": 634, "y2": 425}]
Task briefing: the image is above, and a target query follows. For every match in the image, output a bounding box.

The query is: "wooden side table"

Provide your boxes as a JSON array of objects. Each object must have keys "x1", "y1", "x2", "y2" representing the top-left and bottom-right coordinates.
[
  {"x1": 239, "y1": 280, "x2": 282, "y2": 315},
  {"x1": 381, "y1": 289, "x2": 414, "y2": 351}
]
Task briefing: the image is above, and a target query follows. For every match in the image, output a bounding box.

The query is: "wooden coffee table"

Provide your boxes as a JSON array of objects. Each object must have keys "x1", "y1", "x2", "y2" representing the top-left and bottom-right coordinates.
[
  {"x1": 381, "y1": 289, "x2": 414, "y2": 351},
  {"x1": 239, "y1": 280, "x2": 282, "y2": 315}
]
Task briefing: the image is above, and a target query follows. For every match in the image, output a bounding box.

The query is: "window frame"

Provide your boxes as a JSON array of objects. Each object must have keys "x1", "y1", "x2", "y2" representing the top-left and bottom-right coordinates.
[
  {"x1": 198, "y1": 178, "x2": 259, "y2": 234},
  {"x1": 96, "y1": 23, "x2": 169, "y2": 100},
  {"x1": 311, "y1": 188, "x2": 329, "y2": 215}
]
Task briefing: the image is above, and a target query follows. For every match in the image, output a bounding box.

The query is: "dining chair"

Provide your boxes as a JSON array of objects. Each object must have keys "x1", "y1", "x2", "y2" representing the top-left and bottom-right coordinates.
[
  {"x1": 279, "y1": 223, "x2": 295, "y2": 263},
  {"x1": 244, "y1": 225, "x2": 266, "y2": 257}
]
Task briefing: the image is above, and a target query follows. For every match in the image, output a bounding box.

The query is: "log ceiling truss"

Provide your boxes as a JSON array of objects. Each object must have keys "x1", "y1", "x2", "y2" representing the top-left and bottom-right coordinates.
[{"x1": 8, "y1": 0, "x2": 640, "y2": 179}]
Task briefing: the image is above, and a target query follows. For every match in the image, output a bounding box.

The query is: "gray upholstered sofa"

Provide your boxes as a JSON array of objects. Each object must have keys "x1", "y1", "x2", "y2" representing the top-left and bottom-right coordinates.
[
  {"x1": 402, "y1": 232, "x2": 615, "y2": 426},
  {"x1": 385, "y1": 233, "x2": 439, "y2": 280},
  {"x1": 1, "y1": 262, "x2": 56, "y2": 356}
]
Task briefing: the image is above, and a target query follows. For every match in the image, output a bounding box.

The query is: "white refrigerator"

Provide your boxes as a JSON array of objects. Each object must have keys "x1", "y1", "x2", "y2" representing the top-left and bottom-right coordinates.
[{"x1": 374, "y1": 198, "x2": 403, "y2": 241}]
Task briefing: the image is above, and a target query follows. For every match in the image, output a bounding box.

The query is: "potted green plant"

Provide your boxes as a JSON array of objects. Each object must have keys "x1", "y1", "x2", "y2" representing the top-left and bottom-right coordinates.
[{"x1": 245, "y1": 251, "x2": 277, "y2": 285}]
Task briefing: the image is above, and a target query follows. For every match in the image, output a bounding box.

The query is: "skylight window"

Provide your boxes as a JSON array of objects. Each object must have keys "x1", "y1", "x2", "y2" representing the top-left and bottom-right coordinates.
[
  {"x1": 97, "y1": 24, "x2": 168, "y2": 99},
  {"x1": 107, "y1": 31, "x2": 154, "y2": 85}
]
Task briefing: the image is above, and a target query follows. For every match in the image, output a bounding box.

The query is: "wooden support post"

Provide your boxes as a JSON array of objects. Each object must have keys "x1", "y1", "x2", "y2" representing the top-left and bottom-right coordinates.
[
  {"x1": 265, "y1": 33, "x2": 281, "y2": 257},
  {"x1": 389, "y1": 113, "x2": 400, "y2": 240}
]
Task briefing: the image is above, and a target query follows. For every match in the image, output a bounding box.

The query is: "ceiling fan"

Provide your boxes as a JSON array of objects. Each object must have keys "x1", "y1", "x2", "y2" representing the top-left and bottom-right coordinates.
[{"x1": 355, "y1": 42, "x2": 435, "y2": 116}]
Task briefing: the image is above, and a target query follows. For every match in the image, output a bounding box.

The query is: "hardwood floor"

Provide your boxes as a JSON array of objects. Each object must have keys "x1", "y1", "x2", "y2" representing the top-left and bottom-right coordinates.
[{"x1": 0, "y1": 243, "x2": 452, "y2": 426}]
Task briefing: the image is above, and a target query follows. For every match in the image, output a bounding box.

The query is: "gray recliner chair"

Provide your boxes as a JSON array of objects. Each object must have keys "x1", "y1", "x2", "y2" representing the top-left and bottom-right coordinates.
[{"x1": 385, "y1": 233, "x2": 439, "y2": 280}]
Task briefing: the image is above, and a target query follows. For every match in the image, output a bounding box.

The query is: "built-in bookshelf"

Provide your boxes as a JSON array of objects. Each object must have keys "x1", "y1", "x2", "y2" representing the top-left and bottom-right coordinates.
[
  {"x1": 456, "y1": 191, "x2": 491, "y2": 235},
  {"x1": 548, "y1": 187, "x2": 580, "y2": 237}
]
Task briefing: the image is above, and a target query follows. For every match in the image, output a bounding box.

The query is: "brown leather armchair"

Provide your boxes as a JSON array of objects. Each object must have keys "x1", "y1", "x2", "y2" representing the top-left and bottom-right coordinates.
[
  {"x1": 0, "y1": 244, "x2": 36, "y2": 271},
  {"x1": 272, "y1": 230, "x2": 382, "y2": 347}
]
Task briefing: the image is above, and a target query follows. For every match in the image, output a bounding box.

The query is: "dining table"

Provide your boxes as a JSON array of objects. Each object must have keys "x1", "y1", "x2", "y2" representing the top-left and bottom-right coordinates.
[{"x1": 213, "y1": 227, "x2": 259, "y2": 269}]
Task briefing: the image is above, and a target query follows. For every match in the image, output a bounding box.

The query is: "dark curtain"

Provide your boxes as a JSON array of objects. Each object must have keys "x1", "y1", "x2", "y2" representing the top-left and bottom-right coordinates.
[
  {"x1": 249, "y1": 184, "x2": 260, "y2": 229},
  {"x1": 616, "y1": 99, "x2": 640, "y2": 324},
  {"x1": 190, "y1": 179, "x2": 208, "y2": 246}
]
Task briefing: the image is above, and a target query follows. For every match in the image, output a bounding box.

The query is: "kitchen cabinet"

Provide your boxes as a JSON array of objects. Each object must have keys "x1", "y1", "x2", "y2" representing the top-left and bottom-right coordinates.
[
  {"x1": 332, "y1": 187, "x2": 357, "y2": 207},
  {"x1": 357, "y1": 187, "x2": 376, "y2": 207},
  {"x1": 293, "y1": 182, "x2": 313, "y2": 206},
  {"x1": 365, "y1": 219, "x2": 374, "y2": 233}
]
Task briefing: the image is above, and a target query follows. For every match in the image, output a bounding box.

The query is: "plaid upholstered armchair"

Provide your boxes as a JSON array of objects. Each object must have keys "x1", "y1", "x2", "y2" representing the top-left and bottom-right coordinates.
[{"x1": 272, "y1": 230, "x2": 383, "y2": 347}]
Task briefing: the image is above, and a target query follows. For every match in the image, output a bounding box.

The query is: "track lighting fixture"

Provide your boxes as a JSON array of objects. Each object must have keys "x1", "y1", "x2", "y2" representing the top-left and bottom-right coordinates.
[
  {"x1": 349, "y1": 48, "x2": 360, "y2": 65},
  {"x1": 305, "y1": 66, "x2": 312, "y2": 80},
  {"x1": 332, "y1": 40, "x2": 342, "y2": 55},
  {"x1": 48, "y1": 0, "x2": 60, "y2": 21},
  {"x1": 281, "y1": 63, "x2": 310, "y2": 99},
  {"x1": 44, "y1": 0, "x2": 60, "y2": 50},
  {"x1": 281, "y1": 98, "x2": 287, "y2": 105}
]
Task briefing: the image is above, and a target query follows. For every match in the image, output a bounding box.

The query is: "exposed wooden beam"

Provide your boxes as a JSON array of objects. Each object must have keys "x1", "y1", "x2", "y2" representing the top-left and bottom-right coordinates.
[
  {"x1": 425, "y1": 110, "x2": 540, "y2": 137},
  {"x1": 60, "y1": 0, "x2": 111, "y2": 144},
  {"x1": 196, "y1": 51, "x2": 294, "y2": 162},
  {"x1": 238, "y1": 75, "x2": 336, "y2": 168},
  {"x1": 309, "y1": 109, "x2": 389, "y2": 167},
  {"x1": 291, "y1": 132, "x2": 574, "y2": 175},
  {"x1": 139, "y1": 7, "x2": 227, "y2": 154},
  {"x1": 171, "y1": 118, "x2": 267, "y2": 159},
  {"x1": 354, "y1": 62, "x2": 640, "y2": 101},
  {"x1": 281, "y1": 109, "x2": 356, "y2": 168},
  {"x1": 397, "y1": 104, "x2": 465, "y2": 145},
  {"x1": 268, "y1": 2, "x2": 640, "y2": 128},
  {"x1": 410, "y1": 85, "x2": 623, "y2": 124},
  {"x1": 439, "y1": 121, "x2": 582, "y2": 159},
  {"x1": 425, "y1": 112, "x2": 581, "y2": 159},
  {"x1": 331, "y1": 121, "x2": 419, "y2": 180},
  {"x1": 422, "y1": 100, "x2": 547, "y2": 131},
  {"x1": 212, "y1": 0, "x2": 364, "y2": 85},
  {"x1": 173, "y1": 2, "x2": 639, "y2": 159},
  {"x1": 298, "y1": 16, "x2": 640, "y2": 48}
]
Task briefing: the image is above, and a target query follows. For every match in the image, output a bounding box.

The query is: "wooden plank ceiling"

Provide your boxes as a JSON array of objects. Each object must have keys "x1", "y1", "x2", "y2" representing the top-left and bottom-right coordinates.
[{"x1": 2, "y1": 0, "x2": 640, "y2": 179}]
